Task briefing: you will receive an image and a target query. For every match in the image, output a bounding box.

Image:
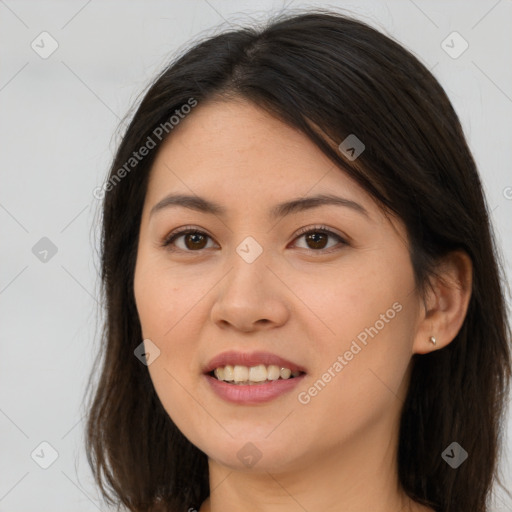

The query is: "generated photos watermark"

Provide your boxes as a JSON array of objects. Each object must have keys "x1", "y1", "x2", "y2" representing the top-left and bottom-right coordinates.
[
  {"x1": 93, "y1": 97, "x2": 198, "y2": 200},
  {"x1": 297, "y1": 301, "x2": 403, "y2": 404}
]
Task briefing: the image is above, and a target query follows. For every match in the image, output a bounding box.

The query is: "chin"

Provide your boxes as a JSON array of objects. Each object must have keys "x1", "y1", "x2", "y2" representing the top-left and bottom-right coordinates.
[{"x1": 197, "y1": 434, "x2": 303, "y2": 474}]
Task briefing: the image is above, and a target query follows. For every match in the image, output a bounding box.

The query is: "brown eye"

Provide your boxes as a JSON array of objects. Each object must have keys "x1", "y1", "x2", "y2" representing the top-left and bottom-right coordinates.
[
  {"x1": 304, "y1": 232, "x2": 329, "y2": 249},
  {"x1": 293, "y1": 226, "x2": 347, "y2": 252},
  {"x1": 163, "y1": 229, "x2": 215, "y2": 252},
  {"x1": 182, "y1": 232, "x2": 208, "y2": 250}
]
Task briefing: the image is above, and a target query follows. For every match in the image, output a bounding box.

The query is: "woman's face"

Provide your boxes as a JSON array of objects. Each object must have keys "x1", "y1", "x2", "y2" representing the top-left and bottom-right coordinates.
[{"x1": 134, "y1": 99, "x2": 426, "y2": 473}]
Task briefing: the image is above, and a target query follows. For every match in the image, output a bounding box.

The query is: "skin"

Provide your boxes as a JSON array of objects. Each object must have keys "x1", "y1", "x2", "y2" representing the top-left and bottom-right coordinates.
[{"x1": 133, "y1": 98, "x2": 472, "y2": 512}]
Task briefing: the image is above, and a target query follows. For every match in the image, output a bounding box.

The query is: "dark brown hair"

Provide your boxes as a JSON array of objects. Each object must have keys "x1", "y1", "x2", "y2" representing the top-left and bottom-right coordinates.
[{"x1": 85, "y1": 10, "x2": 512, "y2": 512}]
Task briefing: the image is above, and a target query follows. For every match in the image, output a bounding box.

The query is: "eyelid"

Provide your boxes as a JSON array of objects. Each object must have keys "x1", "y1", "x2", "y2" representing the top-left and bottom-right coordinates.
[
  {"x1": 161, "y1": 225, "x2": 215, "y2": 249},
  {"x1": 293, "y1": 224, "x2": 347, "y2": 243},
  {"x1": 161, "y1": 224, "x2": 348, "y2": 253}
]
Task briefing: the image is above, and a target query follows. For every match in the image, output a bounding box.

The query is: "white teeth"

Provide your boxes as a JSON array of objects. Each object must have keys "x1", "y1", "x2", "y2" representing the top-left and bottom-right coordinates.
[
  {"x1": 223, "y1": 365, "x2": 234, "y2": 381},
  {"x1": 249, "y1": 364, "x2": 267, "y2": 382},
  {"x1": 233, "y1": 365, "x2": 249, "y2": 383},
  {"x1": 280, "y1": 367, "x2": 291, "y2": 379},
  {"x1": 211, "y1": 364, "x2": 302, "y2": 383},
  {"x1": 267, "y1": 365, "x2": 280, "y2": 380}
]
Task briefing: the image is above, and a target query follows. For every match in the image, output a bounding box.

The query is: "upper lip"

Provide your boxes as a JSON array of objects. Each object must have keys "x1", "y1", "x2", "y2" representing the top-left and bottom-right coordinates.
[{"x1": 203, "y1": 351, "x2": 307, "y2": 374}]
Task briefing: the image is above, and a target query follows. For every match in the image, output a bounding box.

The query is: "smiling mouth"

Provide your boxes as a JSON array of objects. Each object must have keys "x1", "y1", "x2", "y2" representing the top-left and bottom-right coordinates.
[{"x1": 208, "y1": 364, "x2": 305, "y2": 385}]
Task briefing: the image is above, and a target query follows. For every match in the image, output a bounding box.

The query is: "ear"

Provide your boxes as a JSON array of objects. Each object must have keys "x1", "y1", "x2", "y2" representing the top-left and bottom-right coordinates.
[{"x1": 412, "y1": 250, "x2": 473, "y2": 355}]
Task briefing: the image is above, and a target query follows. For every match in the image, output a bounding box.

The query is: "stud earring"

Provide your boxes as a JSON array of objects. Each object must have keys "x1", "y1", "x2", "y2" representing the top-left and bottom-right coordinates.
[{"x1": 429, "y1": 336, "x2": 437, "y2": 345}]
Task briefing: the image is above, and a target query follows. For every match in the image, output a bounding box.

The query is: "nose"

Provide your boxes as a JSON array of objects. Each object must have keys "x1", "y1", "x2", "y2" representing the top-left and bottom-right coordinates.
[{"x1": 210, "y1": 250, "x2": 290, "y2": 333}]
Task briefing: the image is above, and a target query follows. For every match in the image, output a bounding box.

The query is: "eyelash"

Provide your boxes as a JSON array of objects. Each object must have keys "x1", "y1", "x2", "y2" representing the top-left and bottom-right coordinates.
[{"x1": 161, "y1": 224, "x2": 348, "y2": 255}]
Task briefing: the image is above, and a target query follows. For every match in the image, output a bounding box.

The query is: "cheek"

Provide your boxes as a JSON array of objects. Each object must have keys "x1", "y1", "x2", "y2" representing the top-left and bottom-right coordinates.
[
  {"x1": 292, "y1": 250, "x2": 418, "y2": 417},
  {"x1": 134, "y1": 255, "x2": 206, "y2": 342},
  {"x1": 289, "y1": 250, "x2": 413, "y2": 349},
  {"x1": 133, "y1": 255, "x2": 215, "y2": 413},
  {"x1": 134, "y1": 264, "x2": 210, "y2": 445},
  {"x1": 293, "y1": 306, "x2": 417, "y2": 452}
]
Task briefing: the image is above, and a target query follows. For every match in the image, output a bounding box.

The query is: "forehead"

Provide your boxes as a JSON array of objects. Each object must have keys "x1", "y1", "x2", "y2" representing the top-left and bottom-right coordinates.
[{"x1": 146, "y1": 99, "x2": 373, "y2": 213}]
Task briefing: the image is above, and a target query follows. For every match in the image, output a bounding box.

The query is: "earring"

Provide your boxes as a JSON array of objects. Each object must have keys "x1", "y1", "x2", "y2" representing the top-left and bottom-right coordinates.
[{"x1": 429, "y1": 336, "x2": 436, "y2": 345}]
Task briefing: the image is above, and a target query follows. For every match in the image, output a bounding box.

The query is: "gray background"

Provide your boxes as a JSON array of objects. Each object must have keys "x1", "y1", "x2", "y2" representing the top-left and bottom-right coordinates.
[{"x1": 1, "y1": 0, "x2": 511, "y2": 510}]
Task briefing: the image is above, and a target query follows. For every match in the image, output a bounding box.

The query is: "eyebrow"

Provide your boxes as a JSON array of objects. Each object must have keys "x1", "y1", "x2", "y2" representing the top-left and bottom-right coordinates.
[{"x1": 149, "y1": 193, "x2": 369, "y2": 220}]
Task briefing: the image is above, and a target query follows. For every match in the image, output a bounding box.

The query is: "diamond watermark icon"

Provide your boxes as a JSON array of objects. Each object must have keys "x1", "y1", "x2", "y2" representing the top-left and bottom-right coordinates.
[
  {"x1": 236, "y1": 236, "x2": 263, "y2": 264},
  {"x1": 441, "y1": 441, "x2": 468, "y2": 468},
  {"x1": 441, "y1": 32, "x2": 468, "y2": 59},
  {"x1": 32, "y1": 237, "x2": 58, "y2": 263},
  {"x1": 237, "y1": 442, "x2": 263, "y2": 468},
  {"x1": 339, "y1": 134, "x2": 365, "y2": 161},
  {"x1": 31, "y1": 31, "x2": 59, "y2": 59},
  {"x1": 31, "y1": 441, "x2": 59, "y2": 469},
  {"x1": 134, "y1": 339, "x2": 161, "y2": 366}
]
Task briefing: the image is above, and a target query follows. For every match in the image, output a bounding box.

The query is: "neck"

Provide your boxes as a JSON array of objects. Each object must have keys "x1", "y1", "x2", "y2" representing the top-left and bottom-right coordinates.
[{"x1": 199, "y1": 411, "x2": 432, "y2": 512}]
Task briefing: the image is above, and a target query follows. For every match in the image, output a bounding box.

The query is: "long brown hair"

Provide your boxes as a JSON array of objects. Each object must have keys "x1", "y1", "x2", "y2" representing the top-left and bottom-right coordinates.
[{"x1": 85, "y1": 10, "x2": 512, "y2": 512}]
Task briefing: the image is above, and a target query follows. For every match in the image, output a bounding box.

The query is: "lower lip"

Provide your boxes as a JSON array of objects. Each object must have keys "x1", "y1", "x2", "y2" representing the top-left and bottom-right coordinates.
[{"x1": 205, "y1": 374, "x2": 306, "y2": 404}]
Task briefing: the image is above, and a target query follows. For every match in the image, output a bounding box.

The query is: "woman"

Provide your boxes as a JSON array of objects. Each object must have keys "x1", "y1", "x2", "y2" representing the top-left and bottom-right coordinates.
[{"x1": 85, "y1": 10, "x2": 512, "y2": 512}]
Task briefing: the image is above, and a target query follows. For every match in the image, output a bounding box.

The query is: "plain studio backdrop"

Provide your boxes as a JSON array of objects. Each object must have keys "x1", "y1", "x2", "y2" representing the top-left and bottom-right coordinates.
[{"x1": 0, "y1": 1, "x2": 511, "y2": 511}]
